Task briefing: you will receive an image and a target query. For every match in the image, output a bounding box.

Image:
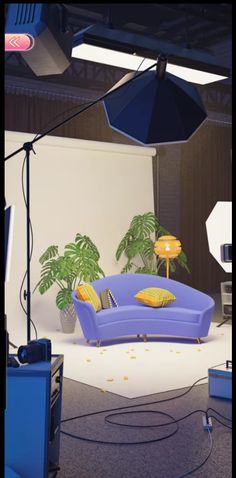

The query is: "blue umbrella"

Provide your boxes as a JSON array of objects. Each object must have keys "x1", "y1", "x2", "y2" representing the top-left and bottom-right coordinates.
[{"x1": 103, "y1": 56, "x2": 207, "y2": 145}]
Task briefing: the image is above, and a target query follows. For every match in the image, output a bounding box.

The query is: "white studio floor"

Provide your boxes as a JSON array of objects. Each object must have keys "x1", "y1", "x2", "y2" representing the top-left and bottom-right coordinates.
[{"x1": 40, "y1": 320, "x2": 232, "y2": 399}]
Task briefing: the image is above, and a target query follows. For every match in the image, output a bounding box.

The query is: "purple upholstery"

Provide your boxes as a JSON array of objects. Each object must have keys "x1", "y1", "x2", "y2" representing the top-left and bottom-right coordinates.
[{"x1": 71, "y1": 274, "x2": 215, "y2": 344}]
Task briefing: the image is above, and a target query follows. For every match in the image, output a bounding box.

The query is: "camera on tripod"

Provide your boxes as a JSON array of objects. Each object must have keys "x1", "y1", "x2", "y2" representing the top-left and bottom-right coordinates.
[{"x1": 18, "y1": 338, "x2": 51, "y2": 364}]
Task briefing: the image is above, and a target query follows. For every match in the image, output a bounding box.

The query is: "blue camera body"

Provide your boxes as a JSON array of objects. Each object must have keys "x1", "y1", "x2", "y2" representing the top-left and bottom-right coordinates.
[{"x1": 18, "y1": 338, "x2": 51, "y2": 364}]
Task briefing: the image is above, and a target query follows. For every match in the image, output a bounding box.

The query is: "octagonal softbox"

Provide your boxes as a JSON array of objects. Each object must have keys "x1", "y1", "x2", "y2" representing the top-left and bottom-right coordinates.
[{"x1": 103, "y1": 70, "x2": 207, "y2": 145}]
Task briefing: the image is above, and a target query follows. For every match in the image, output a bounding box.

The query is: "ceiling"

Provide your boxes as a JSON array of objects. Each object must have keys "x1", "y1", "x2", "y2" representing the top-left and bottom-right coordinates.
[
  {"x1": 5, "y1": 3, "x2": 232, "y2": 107},
  {"x1": 65, "y1": 3, "x2": 232, "y2": 58}
]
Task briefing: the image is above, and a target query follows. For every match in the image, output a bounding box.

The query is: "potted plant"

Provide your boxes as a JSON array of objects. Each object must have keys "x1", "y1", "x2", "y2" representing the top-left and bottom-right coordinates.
[
  {"x1": 116, "y1": 211, "x2": 190, "y2": 276},
  {"x1": 34, "y1": 233, "x2": 105, "y2": 333}
]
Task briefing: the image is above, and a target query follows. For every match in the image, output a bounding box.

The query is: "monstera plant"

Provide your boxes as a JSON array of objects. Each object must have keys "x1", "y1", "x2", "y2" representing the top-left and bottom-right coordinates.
[
  {"x1": 116, "y1": 211, "x2": 190, "y2": 276},
  {"x1": 34, "y1": 233, "x2": 105, "y2": 332}
]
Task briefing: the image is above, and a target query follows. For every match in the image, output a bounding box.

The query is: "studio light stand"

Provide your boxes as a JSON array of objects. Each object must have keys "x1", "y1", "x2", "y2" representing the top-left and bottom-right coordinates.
[{"x1": 4, "y1": 61, "x2": 157, "y2": 343}]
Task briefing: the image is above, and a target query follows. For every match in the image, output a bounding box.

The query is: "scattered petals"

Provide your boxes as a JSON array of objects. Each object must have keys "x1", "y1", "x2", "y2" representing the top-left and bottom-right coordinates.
[
  {"x1": 106, "y1": 378, "x2": 114, "y2": 382},
  {"x1": 123, "y1": 376, "x2": 129, "y2": 381},
  {"x1": 130, "y1": 356, "x2": 136, "y2": 359}
]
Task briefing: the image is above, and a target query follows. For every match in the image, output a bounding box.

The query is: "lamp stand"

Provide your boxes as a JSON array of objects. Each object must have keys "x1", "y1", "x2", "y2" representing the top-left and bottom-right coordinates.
[{"x1": 166, "y1": 257, "x2": 170, "y2": 279}]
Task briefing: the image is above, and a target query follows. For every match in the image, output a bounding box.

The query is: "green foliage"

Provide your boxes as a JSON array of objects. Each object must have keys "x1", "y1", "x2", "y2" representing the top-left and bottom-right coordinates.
[
  {"x1": 34, "y1": 234, "x2": 105, "y2": 311},
  {"x1": 116, "y1": 211, "x2": 190, "y2": 276}
]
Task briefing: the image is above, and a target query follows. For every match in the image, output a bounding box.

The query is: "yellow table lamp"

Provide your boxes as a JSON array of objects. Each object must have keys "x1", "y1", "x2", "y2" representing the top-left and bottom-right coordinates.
[{"x1": 154, "y1": 235, "x2": 181, "y2": 278}]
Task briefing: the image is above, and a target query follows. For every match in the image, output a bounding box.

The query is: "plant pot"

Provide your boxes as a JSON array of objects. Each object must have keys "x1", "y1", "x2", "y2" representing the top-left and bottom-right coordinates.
[{"x1": 60, "y1": 304, "x2": 77, "y2": 333}]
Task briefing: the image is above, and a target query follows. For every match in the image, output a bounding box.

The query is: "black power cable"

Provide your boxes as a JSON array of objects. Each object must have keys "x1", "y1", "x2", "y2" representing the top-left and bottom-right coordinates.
[{"x1": 61, "y1": 367, "x2": 232, "y2": 476}]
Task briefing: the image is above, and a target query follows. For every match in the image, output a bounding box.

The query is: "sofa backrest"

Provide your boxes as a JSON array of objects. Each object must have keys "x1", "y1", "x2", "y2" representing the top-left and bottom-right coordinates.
[{"x1": 91, "y1": 274, "x2": 213, "y2": 310}]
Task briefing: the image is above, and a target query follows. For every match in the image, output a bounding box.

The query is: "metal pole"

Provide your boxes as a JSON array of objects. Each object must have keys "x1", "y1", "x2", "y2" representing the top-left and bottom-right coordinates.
[{"x1": 23, "y1": 142, "x2": 35, "y2": 343}]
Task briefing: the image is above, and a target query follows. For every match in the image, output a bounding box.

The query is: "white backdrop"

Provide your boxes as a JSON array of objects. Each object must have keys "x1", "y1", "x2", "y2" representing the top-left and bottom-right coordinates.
[{"x1": 5, "y1": 131, "x2": 156, "y2": 344}]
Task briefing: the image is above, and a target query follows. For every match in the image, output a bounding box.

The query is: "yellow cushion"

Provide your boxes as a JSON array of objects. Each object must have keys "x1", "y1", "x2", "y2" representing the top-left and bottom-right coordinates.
[
  {"x1": 134, "y1": 287, "x2": 176, "y2": 308},
  {"x1": 76, "y1": 283, "x2": 102, "y2": 312}
]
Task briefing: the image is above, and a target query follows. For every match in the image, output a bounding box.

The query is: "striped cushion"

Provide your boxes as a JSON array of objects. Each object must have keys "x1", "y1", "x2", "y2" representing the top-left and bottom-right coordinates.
[
  {"x1": 76, "y1": 283, "x2": 102, "y2": 312},
  {"x1": 135, "y1": 287, "x2": 176, "y2": 307}
]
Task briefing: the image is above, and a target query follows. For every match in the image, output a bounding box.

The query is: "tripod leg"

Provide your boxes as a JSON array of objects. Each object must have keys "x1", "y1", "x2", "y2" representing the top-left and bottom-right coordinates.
[
  {"x1": 9, "y1": 341, "x2": 18, "y2": 349},
  {"x1": 217, "y1": 318, "x2": 231, "y2": 327}
]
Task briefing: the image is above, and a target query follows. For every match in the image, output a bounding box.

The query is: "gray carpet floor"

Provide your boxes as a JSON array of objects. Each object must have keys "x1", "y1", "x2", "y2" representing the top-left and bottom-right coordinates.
[{"x1": 57, "y1": 294, "x2": 232, "y2": 478}]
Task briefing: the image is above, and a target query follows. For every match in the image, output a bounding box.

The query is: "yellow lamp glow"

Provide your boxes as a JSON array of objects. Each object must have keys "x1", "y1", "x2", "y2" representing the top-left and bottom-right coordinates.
[{"x1": 154, "y1": 235, "x2": 181, "y2": 278}]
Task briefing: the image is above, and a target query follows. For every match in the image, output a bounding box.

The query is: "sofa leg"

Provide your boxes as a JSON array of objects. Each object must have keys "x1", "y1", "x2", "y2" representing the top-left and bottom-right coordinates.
[
  {"x1": 196, "y1": 337, "x2": 202, "y2": 344},
  {"x1": 86, "y1": 339, "x2": 90, "y2": 344},
  {"x1": 143, "y1": 334, "x2": 148, "y2": 342},
  {"x1": 96, "y1": 339, "x2": 101, "y2": 347},
  {"x1": 137, "y1": 334, "x2": 140, "y2": 338}
]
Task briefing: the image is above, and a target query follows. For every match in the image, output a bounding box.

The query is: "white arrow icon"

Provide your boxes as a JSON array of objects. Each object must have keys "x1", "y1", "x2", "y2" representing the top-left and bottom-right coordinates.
[{"x1": 9, "y1": 36, "x2": 21, "y2": 48}]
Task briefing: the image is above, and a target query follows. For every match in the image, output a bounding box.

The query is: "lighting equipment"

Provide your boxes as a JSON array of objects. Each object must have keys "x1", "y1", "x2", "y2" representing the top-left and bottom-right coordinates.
[
  {"x1": 5, "y1": 3, "x2": 73, "y2": 76},
  {"x1": 72, "y1": 24, "x2": 230, "y2": 85},
  {"x1": 103, "y1": 54, "x2": 207, "y2": 145},
  {"x1": 154, "y1": 235, "x2": 182, "y2": 278},
  {"x1": 206, "y1": 201, "x2": 232, "y2": 273},
  {"x1": 4, "y1": 62, "x2": 157, "y2": 343}
]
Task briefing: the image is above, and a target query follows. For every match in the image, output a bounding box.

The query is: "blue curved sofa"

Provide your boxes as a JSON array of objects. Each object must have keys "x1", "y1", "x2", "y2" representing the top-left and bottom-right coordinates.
[{"x1": 72, "y1": 274, "x2": 215, "y2": 346}]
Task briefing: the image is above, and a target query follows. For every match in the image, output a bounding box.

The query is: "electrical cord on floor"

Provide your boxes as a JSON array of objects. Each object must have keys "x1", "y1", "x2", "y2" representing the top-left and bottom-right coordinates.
[
  {"x1": 19, "y1": 154, "x2": 38, "y2": 340},
  {"x1": 61, "y1": 375, "x2": 208, "y2": 426},
  {"x1": 61, "y1": 365, "x2": 231, "y2": 476},
  {"x1": 175, "y1": 429, "x2": 213, "y2": 478}
]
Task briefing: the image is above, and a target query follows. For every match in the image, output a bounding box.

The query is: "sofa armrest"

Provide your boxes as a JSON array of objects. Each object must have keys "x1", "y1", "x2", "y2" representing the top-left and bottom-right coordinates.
[{"x1": 71, "y1": 292, "x2": 98, "y2": 339}]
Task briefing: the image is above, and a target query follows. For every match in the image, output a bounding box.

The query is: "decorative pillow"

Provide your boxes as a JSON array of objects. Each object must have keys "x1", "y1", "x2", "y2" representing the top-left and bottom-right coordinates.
[
  {"x1": 100, "y1": 288, "x2": 119, "y2": 309},
  {"x1": 134, "y1": 287, "x2": 176, "y2": 308},
  {"x1": 76, "y1": 283, "x2": 102, "y2": 312}
]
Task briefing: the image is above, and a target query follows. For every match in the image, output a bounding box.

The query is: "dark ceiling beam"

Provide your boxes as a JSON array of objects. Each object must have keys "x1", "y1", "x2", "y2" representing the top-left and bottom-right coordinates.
[{"x1": 160, "y1": 3, "x2": 232, "y2": 26}]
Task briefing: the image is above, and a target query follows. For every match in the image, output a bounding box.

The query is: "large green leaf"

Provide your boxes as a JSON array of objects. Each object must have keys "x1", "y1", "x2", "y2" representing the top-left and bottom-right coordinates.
[
  {"x1": 39, "y1": 246, "x2": 59, "y2": 265},
  {"x1": 38, "y1": 274, "x2": 55, "y2": 294},
  {"x1": 56, "y1": 289, "x2": 73, "y2": 310},
  {"x1": 75, "y1": 233, "x2": 100, "y2": 260},
  {"x1": 116, "y1": 231, "x2": 133, "y2": 261},
  {"x1": 176, "y1": 251, "x2": 190, "y2": 273},
  {"x1": 130, "y1": 212, "x2": 158, "y2": 239}
]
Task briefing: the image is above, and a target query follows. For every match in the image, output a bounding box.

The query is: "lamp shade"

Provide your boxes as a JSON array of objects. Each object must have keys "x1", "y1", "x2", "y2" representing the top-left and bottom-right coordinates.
[
  {"x1": 154, "y1": 235, "x2": 182, "y2": 259},
  {"x1": 103, "y1": 69, "x2": 207, "y2": 145}
]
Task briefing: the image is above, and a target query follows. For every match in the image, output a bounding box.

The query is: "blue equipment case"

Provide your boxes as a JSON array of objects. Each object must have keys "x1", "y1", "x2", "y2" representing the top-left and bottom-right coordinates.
[{"x1": 5, "y1": 354, "x2": 64, "y2": 478}]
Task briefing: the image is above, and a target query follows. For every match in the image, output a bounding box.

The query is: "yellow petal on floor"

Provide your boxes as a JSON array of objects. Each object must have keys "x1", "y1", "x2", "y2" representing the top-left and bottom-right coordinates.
[
  {"x1": 86, "y1": 359, "x2": 91, "y2": 362},
  {"x1": 100, "y1": 389, "x2": 107, "y2": 393},
  {"x1": 106, "y1": 378, "x2": 114, "y2": 382},
  {"x1": 130, "y1": 349, "x2": 134, "y2": 351},
  {"x1": 130, "y1": 356, "x2": 136, "y2": 359},
  {"x1": 99, "y1": 352, "x2": 104, "y2": 355},
  {"x1": 123, "y1": 376, "x2": 129, "y2": 381},
  {"x1": 170, "y1": 350, "x2": 174, "y2": 352},
  {"x1": 103, "y1": 349, "x2": 107, "y2": 351},
  {"x1": 176, "y1": 351, "x2": 181, "y2": 354},
  {"x1": 220, "y1": 334, "x2": 224, "y2": 336},
  {"x1": 145, "y1": 349, "x2": 150, "y2": 352},
  {"x1": 197, "y1": 349, "x2": 202, "y2": 352},
  {"x1": 126, "y1": 351, "x2": 130, "y2": 354}
]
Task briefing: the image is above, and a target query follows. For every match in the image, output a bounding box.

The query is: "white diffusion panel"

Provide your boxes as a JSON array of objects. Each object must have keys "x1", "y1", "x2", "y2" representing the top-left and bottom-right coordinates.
[{"x1": 5, "y1": 131, "x2": 156, "y2": 343}]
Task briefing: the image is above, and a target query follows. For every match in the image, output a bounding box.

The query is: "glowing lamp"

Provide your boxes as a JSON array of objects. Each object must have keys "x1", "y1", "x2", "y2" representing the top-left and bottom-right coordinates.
[{"x1": 154, "y1": 235, "x2": 181, "y2": 278}]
